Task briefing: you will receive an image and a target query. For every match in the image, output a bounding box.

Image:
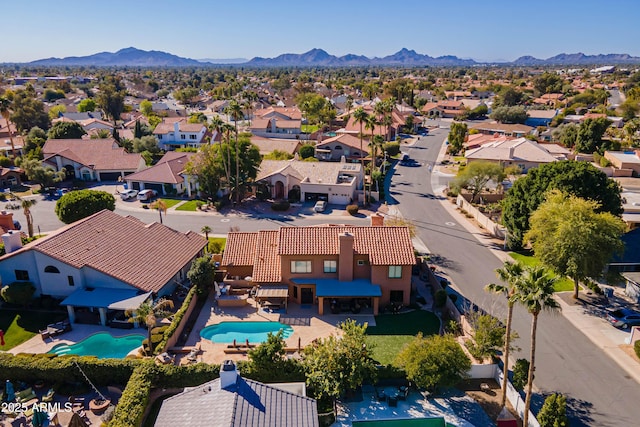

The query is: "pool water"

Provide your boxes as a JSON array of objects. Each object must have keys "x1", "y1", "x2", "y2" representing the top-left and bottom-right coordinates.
[
  {"x1": 200, "y1": 321, "x2": 294, "y2": 344},
  {"x1": 48, "y1": 332, "x2": 145, "y2": 359}
]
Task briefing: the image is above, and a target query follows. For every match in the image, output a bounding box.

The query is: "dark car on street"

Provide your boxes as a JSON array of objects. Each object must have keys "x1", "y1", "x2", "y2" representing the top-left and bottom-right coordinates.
[{"x1": 606, "y1": 308, "x2": 640, "y2": 329}]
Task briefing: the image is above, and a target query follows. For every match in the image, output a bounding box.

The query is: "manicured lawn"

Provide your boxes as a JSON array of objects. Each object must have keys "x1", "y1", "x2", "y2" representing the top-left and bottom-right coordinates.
[
  {"x1": 301, "y1": 124, "x2": 319, "y2": 133},
  {"x1": 208, "y1": 237, "x2": 227, "y2": 252},
  {"x1": 366, "y1": 310, "x2": 440, "y2": 366},
  {"x1": 158, "y1": 198, "x2": 182, "y2": 209},
  {"x1": 509, "y1": 252, "x2": 575, "y2": 292},
  {"x1": 0, "y1": 310, "x2": 67, "y2": 350},
  {"x1": 175, "y1": 200, "x2": 201, "y2": 211}
]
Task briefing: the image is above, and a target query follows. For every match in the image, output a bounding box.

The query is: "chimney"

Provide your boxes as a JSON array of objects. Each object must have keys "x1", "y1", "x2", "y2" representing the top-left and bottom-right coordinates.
[
  {"x1": 370, "y1": 213, "x2": 384, "y2": 227},
  {"x1": 2, "y1": 230, "x2": 22, "y2": 254},
  {"x1": 0, "y1": 211, "x2": 15, "y2": 232},
  {"x1": 219, "y1": 360, "x2": 238, "y2": 390},
  {"x1": 338, "y1": 232, "x2": 354, "y2": 281},
  {"x1": 174, "y1": 121, "x2": 180, "y2": 136},
  {"x1": 271, "y1": 118, "x2": 277, "y2": 133},
  {"x1": 508, "y1": 146, "x2": 514, "y2": 159}
]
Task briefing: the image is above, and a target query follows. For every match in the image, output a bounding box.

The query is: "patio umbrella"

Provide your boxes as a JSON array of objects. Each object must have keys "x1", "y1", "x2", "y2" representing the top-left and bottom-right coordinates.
[
  {"x1": 5, "y1": 380, "x2": 14, "y2": 402},
  {"x1": 32, "y1": 406, "x2": 49, "y2": 427},
  {"x1": 67, "y1": 412, "x2": 88, "y2": 427}
]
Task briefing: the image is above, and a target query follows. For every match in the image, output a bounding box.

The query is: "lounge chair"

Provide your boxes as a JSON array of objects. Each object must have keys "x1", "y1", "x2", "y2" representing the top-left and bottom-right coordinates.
[
  {"x1": 42, "y1": 388, "x2": 55, "y2": 402},
  {"x1": 186, "y1": 348, "x2": 198, "y2": 362},
  {"x1": 15, "y1": 387, "x2": 37, "y2": 404},
  {"x1": 397, "y1": 386, "x2": 409, "y2": 401}
]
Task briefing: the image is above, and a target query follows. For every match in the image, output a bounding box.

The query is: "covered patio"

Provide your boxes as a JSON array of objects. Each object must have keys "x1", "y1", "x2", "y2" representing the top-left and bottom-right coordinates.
[
  {"x1": 254, "y1": 285, "x2": 289, "y2": 312},
  {"x1": 61, "y1": 288, "x2": 152, "y2": 327},
  {"x1": 292, "y1": 278, "x2": 382, "y2": 315}
]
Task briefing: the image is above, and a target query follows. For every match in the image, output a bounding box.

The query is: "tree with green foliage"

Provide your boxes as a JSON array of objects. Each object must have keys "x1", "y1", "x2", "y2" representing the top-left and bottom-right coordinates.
[
  {"x1": 9, "y1": 88, "x2": 51, "y2": 132},
  {"x1": 1, "y1": 282, "x2": 35, "y2": 307},
  {"x1": 187, "y1": 256, "x2": 214, "y2": 296},
  {"x1": 501, "y1": 160, "x2": 622, "y2": 249},
  {"x1": 173, "y1": 87, "x2": 199, "y2": 106},
  {"x1": 447, "y1": 122, "x2": 467, "y2": 155},
  {"x1": 54, "y1": 190, "x2": 115, "y2": 224},
  {"x1": 96, "y1": 76, "x2": 126, "y2": 125},
  {"x1": 47, "y1": 121, "x2": 86, "y2": 139},
  {"x1": 139, "y1": 100, "x2": 153, "y2": 117},
  {"x1": 383, "y1": 141, "x2": 401, "y2": 156},
  {"x1": 512, "y1": 358, "x2": 530, "y2": 391},
  {"x1": 552, "y1": 123, "x2": 579, "y2": 148},
  {"x1": 302, "y1": 319, "x2": 377, "y2": 407},
  {"x1": 243, "y1": 331, "x2": 304, "y2": 383},
  {"x1": 512, "y1": 265, "x2": 559, "y2": 427},
  {"x1": 538, "y1": 393, "x2": 569, "y2": 427},
  {"x1": 24, "y1": 127, "x2": 47, "y2": 156},
  {"x1": 125, "y1": 298, "x2": 174, "y2": 355},
  {"x1": 525, "y1": 190, "x2": 625, "y2": 299},
  {"x1": 465, "y1": 312, "x2": 506, "y2": 362},
  {"x1": 490, "y1": 105, "x2": 528, "y2": 124},
  {"x1": 47, "y1": 105, "x2": 66, "y2": 120},
  {"x1": 132, "y1": 135, "x2": 160, "y2": 154},
  {"x1": 494, "y1": 86, "x2": 525, "y2": 107},
  {"x1": 452, "y1": 160, "x2": 504, "y2": 203},
  {"x1": 395, "y1": 333, "x2": 470, "y2": 393},
  {"x1": 264, "y1": 150, "x2": 294, "y2": 160},
  {"x1": 299, "y1": 144, "x2": 315, "y2": 159},
  {"x1": 533, "y1": 72, "x2": 564, "y2": 96},
  {"x1": 486, "y1": 261, "x2": 523, "y2": 408},
  {"x1": 43, "y1": 88, "x2": 65, "y2": 102},
  {"x1": 77, "y1": 98, "x2": 96, "y2": 113},
  {"x1": 575, "y1": 117, "x2": 612, "y2": 154},
  {"x1": 226, "y1": 100, "x2": 244, "y2": 204},
  {"x1": 17, "y1": 157, "x2": 65, "y2": 188},
  {"x1": 296, "y1": 92, "x2": 333, "y2": 126},
  {"x1": 150, "y1": 199, "x2": 167, "y2": 224}
]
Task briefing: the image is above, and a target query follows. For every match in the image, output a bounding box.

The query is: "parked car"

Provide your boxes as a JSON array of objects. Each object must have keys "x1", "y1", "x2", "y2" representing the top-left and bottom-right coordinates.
[
  {"x1": 606, "y1": 308, "x2": 640, "y2": 329},
  {"x1": 137, "y1": 189, "x2": 158, "y2": 201},
  {"x1": 313, "y1": 201, "x2": 327, "y2": 212},
  {"x1": 56, "y1": 188, "x2": 70, "y2": 197},
  {"x1": 120, "y1": 189, "x2": 138, "y2": 200}
]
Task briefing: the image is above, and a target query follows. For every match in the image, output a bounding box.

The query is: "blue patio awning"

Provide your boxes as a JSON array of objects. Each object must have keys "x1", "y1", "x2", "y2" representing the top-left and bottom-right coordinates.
[
  {"x1": 291, "y1": 278, "x2": 382, "y2": 298},
  {"x1": 61, "y1": 288, "x2": 150, "y2": 310}
]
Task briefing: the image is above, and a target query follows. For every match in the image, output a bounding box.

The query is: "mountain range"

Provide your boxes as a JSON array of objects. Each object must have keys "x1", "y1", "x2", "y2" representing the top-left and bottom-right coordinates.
[{"x1": 23, "y1": 47, "x2": 640, "y2": 67}]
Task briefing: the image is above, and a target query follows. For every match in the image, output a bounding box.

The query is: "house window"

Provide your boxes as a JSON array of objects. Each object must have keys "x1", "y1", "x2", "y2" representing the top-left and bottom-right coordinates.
[
  {"x1": 181, "y1": 134, "x2": 186, "y2": 140},
  {"x1": 334, "y1": 145, "x2": 342, "y2": 150},
  {"x1": 357, "y1": 260, "x2": 365, "y2": 266},
  {"x1": 388, "y1": 265, "x2": 402, "y2": 278},
  {"x1": 157, "y1": 135, "x2": 163, "y2": 140},
  {"x1": 390, "y1": 290, "x2": 404, "y2": 303},
  {"x1": 190, "y1": 134, "x2": 197, "y2": 140},
  {"x1": 323, "y1": 260, "x2": 337, "y2": 273},
  {"x1": 68, "y1": 276, "x2": 75, "y2": 286},
  {"x1": 44, "y1": 266, "x2": 60, "y2": 273},
  {"x1": 291, "y1": 261, "x2": 312, "y2": 273},
  {"x1": 15, "y1": 270, "x2": 29, "y2": 281}
]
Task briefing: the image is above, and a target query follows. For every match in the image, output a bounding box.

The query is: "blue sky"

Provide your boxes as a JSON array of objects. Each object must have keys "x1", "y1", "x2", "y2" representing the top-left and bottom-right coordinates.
[{"x1": 3, "y1": 0, "x2": 639, "y2": 63}]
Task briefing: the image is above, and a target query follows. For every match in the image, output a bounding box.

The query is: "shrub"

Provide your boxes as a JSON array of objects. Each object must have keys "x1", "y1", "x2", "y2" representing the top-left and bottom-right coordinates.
[
  {"x1": 154, "y1": 285, "x2": 198, "y2": 354},
  {"x1": 271, "y1": 201, "x2": 290, "y2": 211},
  {"x1": 55, "y1": 190, "x2": 115, "y2": 224},
  {"x1": 213, "y1": 200, "x2": 224, "y2": 211},
  {"x1": 434, "y1": 289, "x2": 448, "y2": 308},
  {"x1": 383, "y1": 141, "x2": 401, "y2": 156},
  {"x1": 635, "y1": 340, "x2": 640, "y2": 359},
  {"x1": 1, "y1": 282, "x2": 36, "y2": 306},
  {"x1": 538, "y1": 393, "x2": 569, "y2": 427},
  {"x1": 512, "y1": 358, "x2": 530, "y2": 391},
  {"x1": 346, "y1": 204, "x2": 359, "y2": 215}
]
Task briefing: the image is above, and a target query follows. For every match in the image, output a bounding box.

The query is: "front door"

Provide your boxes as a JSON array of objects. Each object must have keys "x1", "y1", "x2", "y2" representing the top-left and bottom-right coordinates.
[{"x1": 301, "y1": 288, "x2": 314, "y2": 304}]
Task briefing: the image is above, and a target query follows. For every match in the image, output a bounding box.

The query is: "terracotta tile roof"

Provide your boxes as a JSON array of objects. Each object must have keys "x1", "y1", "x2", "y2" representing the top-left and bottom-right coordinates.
[
  {"x1": 126, "y1": 152, "x2": 194, "y2": 184},
  {"x1": 252, "y1": 230, "x2": 281, "y2": 282},
  {"x1": 42, "y1": 138, "x2": 144, "y2": 171},
  {"x1": 256, "y1": 160, "x2": 361, "y2": 184},
  {"x1": 255, "y1": 106, "x2": 302, "y2": 120},
  {"x1": 249, "y1": 118, "x2": 271, "y2": 130},
  {"x1": 1, "y1": 210, "x2": 206, "y2": 293},
  {"x1": 222, "y1": 232, "x2": 258, "y2": 267},
  {"x1": 249, "y1": 136, "x2": 301, "y2": 155},
  {"x1": 316, "y1": 133, "x2": 366, "y2": 150}
]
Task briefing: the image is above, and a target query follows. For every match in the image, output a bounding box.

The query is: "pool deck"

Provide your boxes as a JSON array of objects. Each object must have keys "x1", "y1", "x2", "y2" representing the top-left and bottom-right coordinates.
[
  {"x1": 183, "y1": 292, "x2": 375, "y2": 364},
  {"x1": 6, "y1": 324, "x2": 147, "y2": 356}
]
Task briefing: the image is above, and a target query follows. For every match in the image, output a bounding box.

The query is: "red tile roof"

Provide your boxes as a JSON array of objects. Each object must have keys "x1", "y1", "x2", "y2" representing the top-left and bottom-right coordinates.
[
  {"x1": 1, "y1": 210, "x2": 206, "y2": 293},
  {"x1": 252, "y1": 230, "x2": 281, "y2": 283},
  {"x1": 222, "y1": 232, "x2": 258, "y2": 267},
  {"x1": 42, "y1": 138, "x2": 143, "y2": 171},
  {"x1": 126, "y1": 152, "x2": 194, "y2": 184}
]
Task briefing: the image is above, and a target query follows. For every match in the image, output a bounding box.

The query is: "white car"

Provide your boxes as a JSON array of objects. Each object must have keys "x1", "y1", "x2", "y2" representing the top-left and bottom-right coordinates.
[
  {"x1": 137, "y1": 189, "x2": 158, "y2": 201},
  {"x1": 314, "y1": 201, "x2": 327, "y2": 212},
  {"x1": 120, "y1": 189, "x2": 138, "y2": 200}
]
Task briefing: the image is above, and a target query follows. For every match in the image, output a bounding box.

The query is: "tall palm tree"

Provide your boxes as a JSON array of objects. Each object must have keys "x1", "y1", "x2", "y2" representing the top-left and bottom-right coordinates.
[
  {"x1": 150, "y1": 199, "x2": 167, "y2": 224},
  {"x1": 485, "y1": 261, "x2": 524, "y2": 409},
  {"x1": 209, "y1": 115, "x2": 224, "y2": 144},
  {"x1": 126, "y1": 298, "x2": 174, "y2": 356},
  {"x1": 365, "y1": 115, "x2": 379, "y2": 200},
  {"x1": 0, "y1": 97, "x2": 17, "y2": 159},
  {"x1": 226, "y1": 101, "x2": 244, "y2": 205},
  {"x1": 221, "y1": 123, "x2": 235, "y2": 193},
  {"x1": 512, "y1": 265, "x2": 560, "y2": 427},
  {"x1": 201, "y1": 225, "x2": 212, "y2": 252},
  {"x1": 352, "y1": 107, "x2": 368, "y2": 204}
]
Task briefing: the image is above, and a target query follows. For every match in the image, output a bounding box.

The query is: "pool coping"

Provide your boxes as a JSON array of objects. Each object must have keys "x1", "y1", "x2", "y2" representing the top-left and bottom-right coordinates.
[{"x1": 46, "y1": 331, "x2": 146, "y2": 358}]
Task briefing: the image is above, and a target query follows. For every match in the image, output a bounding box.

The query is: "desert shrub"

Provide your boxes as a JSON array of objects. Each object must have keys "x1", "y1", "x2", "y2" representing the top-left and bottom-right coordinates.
[{"x1": 346, "y1": 204, "x2": 359, "y2": 215}]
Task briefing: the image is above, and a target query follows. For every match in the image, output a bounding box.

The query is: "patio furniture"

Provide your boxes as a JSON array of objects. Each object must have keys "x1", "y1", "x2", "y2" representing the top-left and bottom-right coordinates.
[
  {"x1": 155, "y1": 352, "x2": 175, "y2": 365},
  {"x1": 375, "y1": 388, "x2": 386, "y2": 402},
  {"x1": 15, "y1": 387, "x2": 37, "y2": 404},
  {"x1": 69, "y1": 396, "x2": 86, "y2": 411},
  {"x1": 481, "y1": 382, "x2": 491, "y2": 393},
  {"x1": 397, "y1": 386, "x2": 409, "y2": 401},
  {"x1": 42, "y1": 388, "x2": 55, "y2": 403},
  {"x1": 186, "y1": 348, "x2": 199, "y2": 363},
  {"x1": 388, "y1": 394, "x2": 398, "y2": 407}
]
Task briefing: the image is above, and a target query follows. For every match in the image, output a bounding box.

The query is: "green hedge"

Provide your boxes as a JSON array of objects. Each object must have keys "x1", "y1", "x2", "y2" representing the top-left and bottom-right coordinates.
[
  {"x1": 108, "y1": 361, "x2": 221, "y2": 427},
  {"x1": 635, "y1": 340, "x2": 640, "y2": 359},
  {"x1": 154, "y1": 286, "x2": 198, "y2": 354},
  {"x1": 0, "y1": 353, "x2": 140, "y2": 385}
]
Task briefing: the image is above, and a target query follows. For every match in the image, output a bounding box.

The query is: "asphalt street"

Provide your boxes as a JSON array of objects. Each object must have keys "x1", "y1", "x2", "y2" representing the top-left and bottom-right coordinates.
[{"x1": 391, "y1": 127, "x2": 640, "y2": 426}]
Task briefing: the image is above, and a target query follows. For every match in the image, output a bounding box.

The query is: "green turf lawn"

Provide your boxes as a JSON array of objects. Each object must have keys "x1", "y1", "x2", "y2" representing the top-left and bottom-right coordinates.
[
  {"x1": 208, "y1": 237, "x2": 227, "y2": 252},
  {"x1": 508, "y1": 252, "x2": 575, "y2": 292},
  {"x1": 301, "y1": 124, "x2": 319, "y2": 133},
  {"x1": 158, "y1": 198, "x2": 182, "y2": 209},
  {"x1": 366, "y1": 310, "x2": 440, "y2": 366},
  {"x1": 175, "y1": 200, "x2": 201, "y2": 211},
  {"x1": 0, "y1": 310, "x2": 67, "y2": 350}
]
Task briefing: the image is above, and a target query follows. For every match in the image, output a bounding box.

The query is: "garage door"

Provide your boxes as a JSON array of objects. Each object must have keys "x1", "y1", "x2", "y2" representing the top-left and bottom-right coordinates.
[
  {"x1": 305, "y1": 192, "x2": 328, "y2": 202},
  {"x1": 99, "y1": 172, "x2": 122, "y2": 181},
  {"x1": 330, "y1": 194, "x2": 351, "y2": 205},
  {"x1": 145, "y1": 183, "x2": 164, "y2": 194}
]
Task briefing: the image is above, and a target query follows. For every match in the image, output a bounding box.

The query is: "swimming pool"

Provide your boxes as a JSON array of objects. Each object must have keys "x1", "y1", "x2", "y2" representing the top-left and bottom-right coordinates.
[
  {"x1": 200, "y1": 321, "x2": 294, "y2": 344},
  {"x1": 48, "y1": 332, "x2": 145, "y2": 359}
]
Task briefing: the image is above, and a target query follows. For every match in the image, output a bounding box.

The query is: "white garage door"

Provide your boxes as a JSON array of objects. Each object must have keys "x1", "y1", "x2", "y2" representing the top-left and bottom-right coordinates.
[{"x1": 329, "y1": 194, "x2": 351, "y2": 205}]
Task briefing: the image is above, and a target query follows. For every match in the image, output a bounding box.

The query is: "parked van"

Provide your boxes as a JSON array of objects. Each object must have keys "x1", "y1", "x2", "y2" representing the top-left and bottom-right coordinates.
[{"x1": 137, "y1": 189, "x2": 158, "y2": 201}]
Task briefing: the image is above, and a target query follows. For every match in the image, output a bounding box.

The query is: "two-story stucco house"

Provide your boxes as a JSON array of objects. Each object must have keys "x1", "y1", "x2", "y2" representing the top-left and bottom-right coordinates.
[{"x1": 153, "y1": 118, "x2": 208, "y2": 150}]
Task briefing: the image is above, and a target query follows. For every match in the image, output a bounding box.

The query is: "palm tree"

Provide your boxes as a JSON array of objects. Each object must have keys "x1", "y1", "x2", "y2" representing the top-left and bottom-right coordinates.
[
  {"x1": 150, "y1": 199, "x2": 167, "y2": 224},
  {"x1": 209, "y1": 115, "x2": 224, "y2": 144},
  {"x1": 485, "y1": 261, "x2": 524, "y2": 409},
  {"x1": 512, "y1": 265, "x2": 560, "y2": 427},
  {"x1": 0, "y1": 97, "x2": 16, "y2": 158},
  {"x1": 221, "y1": 123, "x2": 235, "y2": 193},
  {"x1": 365, "y1": 115, "x2": 379, "y2": 201},
  {"x1": 352, "y1": 107, "x2": 368, "y2": 204},
  {"x1": 226, "y1": 101, "x2": 244, "y2": 205},
  {"x1": 126, "y1": 298, "x2": 174, "y2": 356},
  {"x1": 201, "y1": 225, "x2": 212, "y2": 252}
]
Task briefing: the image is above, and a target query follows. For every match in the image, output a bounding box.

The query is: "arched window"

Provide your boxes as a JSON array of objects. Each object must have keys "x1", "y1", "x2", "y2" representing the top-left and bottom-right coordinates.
[
  {"x1": 44, "y1": 266, "x2": 60, "y2": 273},
  {"x1": 334, "y1": 145, "x2": 342, "y2": 150}
]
